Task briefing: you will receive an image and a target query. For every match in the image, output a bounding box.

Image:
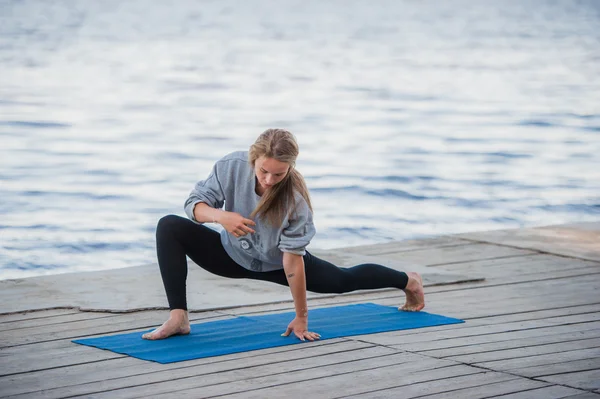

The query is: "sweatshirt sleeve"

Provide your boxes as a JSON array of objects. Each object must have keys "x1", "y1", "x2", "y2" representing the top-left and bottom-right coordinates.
[
  {"x1": 278, "y1": 198, "x2": 316, "y2": 256},
  {"x1": 184, "y1": 162, "x2": 226, "y2": 222}
]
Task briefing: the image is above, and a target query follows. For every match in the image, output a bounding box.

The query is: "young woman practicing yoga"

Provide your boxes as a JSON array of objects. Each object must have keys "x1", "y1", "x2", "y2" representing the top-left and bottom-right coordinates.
[{"x1": 143, "y1": 129, "x2": 425, "y2": 342}]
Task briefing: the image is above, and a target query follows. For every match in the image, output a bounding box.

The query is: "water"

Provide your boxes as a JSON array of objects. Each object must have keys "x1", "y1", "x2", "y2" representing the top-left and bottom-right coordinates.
[{"x1": 1, "y1": 0, "x2": 599, "y2": 280}]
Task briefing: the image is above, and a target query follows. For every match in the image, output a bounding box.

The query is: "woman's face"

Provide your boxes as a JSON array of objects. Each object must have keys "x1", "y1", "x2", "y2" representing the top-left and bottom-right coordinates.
[{"x1": 254, "y1": 156, "x2": 290, "y2": 192}]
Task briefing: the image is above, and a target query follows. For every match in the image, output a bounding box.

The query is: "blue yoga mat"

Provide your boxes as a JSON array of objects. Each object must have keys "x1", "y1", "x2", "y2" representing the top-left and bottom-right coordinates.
[{"x1": 73, "y1": 303, "x2": 463, "y2": 363}]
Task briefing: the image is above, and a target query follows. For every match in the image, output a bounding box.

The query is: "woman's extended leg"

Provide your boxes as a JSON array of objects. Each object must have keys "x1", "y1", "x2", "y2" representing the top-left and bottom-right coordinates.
[
  {"x1": 143, "y1": 214, "x2": 253, "y2": 340},
  {"x1": 248, "y1": 251, "x2": 425, "y2": 311},
  {"x1": 302, "y1": 251, "x2": 425, "y2": 311}
]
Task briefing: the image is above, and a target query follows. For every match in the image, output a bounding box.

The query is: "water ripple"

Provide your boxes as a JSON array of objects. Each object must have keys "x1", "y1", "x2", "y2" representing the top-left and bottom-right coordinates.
[{"x1": 0, "y1": 120, "x2": 70, "y2": 128}]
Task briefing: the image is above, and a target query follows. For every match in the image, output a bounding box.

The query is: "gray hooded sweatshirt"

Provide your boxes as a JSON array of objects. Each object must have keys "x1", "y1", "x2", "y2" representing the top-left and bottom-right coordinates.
[{"x1": 184, "y1": 151, "x2": 316, "y2": 272}]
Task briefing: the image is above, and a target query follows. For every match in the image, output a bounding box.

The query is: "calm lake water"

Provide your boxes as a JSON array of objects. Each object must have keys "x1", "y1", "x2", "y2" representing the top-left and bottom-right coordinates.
[{"x1": 1, "y1": 0, "x2": 599, "y2": 280}]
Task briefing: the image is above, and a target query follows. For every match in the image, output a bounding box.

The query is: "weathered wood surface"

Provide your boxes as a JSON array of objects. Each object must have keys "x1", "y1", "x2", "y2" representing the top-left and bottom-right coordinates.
[
  {"x1": 1, "y1": 224, "x2": 599, "y2": 398},
  {"x1": 457, "y1": 222, "x2": 600, "y2": 262}
]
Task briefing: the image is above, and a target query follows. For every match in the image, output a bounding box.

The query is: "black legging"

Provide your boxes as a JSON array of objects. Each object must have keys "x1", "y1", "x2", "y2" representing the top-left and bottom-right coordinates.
[{"x1": 156, "y1": 214, "x2": 409, "y2": 310}]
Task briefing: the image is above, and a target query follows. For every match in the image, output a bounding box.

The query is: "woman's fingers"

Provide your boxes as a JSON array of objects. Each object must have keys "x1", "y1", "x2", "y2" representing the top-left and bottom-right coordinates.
[
  {"x1": 241, "y1": 219, "x2": 256, "y2": 233},
  {"x1": 231, "y1": 222, "x2": 255, "y2": 237},
  {"x1": 305, "y1": 331, "x2": 321, "y2": 341},
  {"x1": 223, "y1": 213, "x2": 256, "y2": 237},
  {"x1": 232, "y1": 228, "x2": 249, "y2": 237},
  {"x1": 240, "y1": 224, "x2": 255, "y2": 234},
  {"x1": 290, "y1": 330, "x2": 321, "y2": 341},
  {"x1": 281, "y1": 327, "x2": 292, "y2": 337},
  {"x1": 300, "y1": 331, "x2": 320, "y2": 341}
]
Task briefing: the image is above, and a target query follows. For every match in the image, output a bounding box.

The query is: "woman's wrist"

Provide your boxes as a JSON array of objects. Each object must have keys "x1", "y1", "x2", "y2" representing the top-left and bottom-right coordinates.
[
  {"x1": 296, "y1": 306, "x2": 308, "y2": 318},
  {"x1": 212, "y1": 209, "x2": 223, "y2": 224}
]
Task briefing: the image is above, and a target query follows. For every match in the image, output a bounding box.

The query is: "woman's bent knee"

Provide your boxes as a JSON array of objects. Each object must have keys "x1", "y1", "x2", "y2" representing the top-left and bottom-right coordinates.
[{"x1": 157, "y1": 214, "x2": 185, "y2": 237}]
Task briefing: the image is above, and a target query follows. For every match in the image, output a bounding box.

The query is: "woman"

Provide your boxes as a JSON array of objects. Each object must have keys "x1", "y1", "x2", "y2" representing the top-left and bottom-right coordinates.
[{"x1": 143, "y1": 129, "x2": 425, "y2": 342}]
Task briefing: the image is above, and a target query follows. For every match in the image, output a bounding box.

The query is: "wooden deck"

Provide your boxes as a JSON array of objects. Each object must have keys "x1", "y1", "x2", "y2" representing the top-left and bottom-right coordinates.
[{"x1": 1, "y1": 224, "x2": 599, "y2": 398}]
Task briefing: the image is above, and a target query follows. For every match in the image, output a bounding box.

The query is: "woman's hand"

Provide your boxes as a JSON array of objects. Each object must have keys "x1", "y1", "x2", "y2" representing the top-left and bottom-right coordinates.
[
  {"x1": 216, "y1": 211, "x2": 256, "y2": 238},
  {"x1": 281, "y1": 316, "x2": 321, "y2": 341}
]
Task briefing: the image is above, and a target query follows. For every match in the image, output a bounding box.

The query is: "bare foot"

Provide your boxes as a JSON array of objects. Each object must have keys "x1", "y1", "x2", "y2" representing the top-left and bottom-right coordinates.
[
  {"x1": 142, "y1": 310, "x2": 191, "y2": 340},
  {"x1": 400, "y1": 272, "x2": 425, "y2": 312}
]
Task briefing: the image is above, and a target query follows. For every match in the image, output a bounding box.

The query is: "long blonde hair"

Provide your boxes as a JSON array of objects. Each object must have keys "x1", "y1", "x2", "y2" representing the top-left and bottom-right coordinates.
[{"x1": 249, "y1": 129, "x2": 312, "y2": 226}]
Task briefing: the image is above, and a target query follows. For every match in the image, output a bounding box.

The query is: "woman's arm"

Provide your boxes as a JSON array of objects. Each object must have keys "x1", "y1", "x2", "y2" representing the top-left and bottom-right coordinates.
[
  {"x1": 281, "y1": 252, "x2": 320, "y2": 341},
  {"x1": 193, "y1": 202, "x2": 224, "y2": 224},
  {"x1": 193, "y1": 203, "x2": 256, "y2": 237},
  {"x1": 283, "y1": 252, "x2": 308, "y2": 317}
]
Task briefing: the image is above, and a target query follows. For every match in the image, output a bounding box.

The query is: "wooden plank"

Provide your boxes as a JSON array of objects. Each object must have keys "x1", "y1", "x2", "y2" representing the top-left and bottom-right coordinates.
[
  {"x1": 449, "y1": 385, "x2": 585, "y2": 399},
  {"x1": 0, "y1": 336, "x2": 90, "y2": 354},
  {"x1": 0, "y1": 309, "x2": 80, "y2": 323},
  {"x1": 431, "y1": 296, "x2": 600, "y2": 320},
  {"x1": 433, "y1": 281, "x2": 600, "y2": 307},
  {"x1": 421, "y1": 329, "x2": 600, "y2": 358},
  {"x1": 370, "y1": 303, "x2": 600, "y2": 340},
  {"x1": 424, "y1": 273, "x2": 600, "y2": 303},
  {"x1": 0, "y1": 345, "x2": 125, "y2": 377},
  {"x1": 432, "y1": 253, "x2": 598, "y2": 274},
  {"x1": 416, "y1": 297, "x2": 600, "y2": 327},
  {"x1": 457, "y1": 225, "x2": 600, "y2": 262},
  {"x1": 539, "y1": 370, "x2": 600, "y2": 391},
  {"x1": 339, "y1": 236, "x2": 469, "y2": 255},
  {"x1": 411, "y1": 378, "x2": 550, "y2": 399},
  {"x1": 429, "y1": 252, "x2": 544, "y2": 269},
  {"x1": 515, "y1": 358, "x2": 600, "y2": 378},
  {"x1": 435, "y1": 262, "x2": 600, "y2": 284},
  {"x1": 452, "y1": 303, "x2": 600, "y2": 330},
  {"x1": 474, "y1": 348, "x2": 600, "y2": 371},
  {"x1": 389, "y1": 322, "x2": 600, "y2": 352},
  {"x1": 417, "y1": 284, "x2": 600, "y2": 314},
  {"x1": 465, "y1": 267, "x2": 600, "y2": 287},
  {"x1": 561, "y1": 393, "x2": 600, "y2": 399},
  {"x1": 427, "y1": 288, "x2": 600, "y2": 316},
  {"x1": 0, "y1": 312, "x2": 119, "y2": 333},
  {"x1": 382, "y1": 243, "x2": 534, "y2": 266},
  {"x1": 1, "y1": 340, "x2": 377, "y2": 398},
  {"x1": 347, "y1": 371, "x2": 519, "y2": 398},
  {"x1": 356, "y1": 313, "x2": 600, "y2": 347},
  {"x1": 436, "y1": 257, "x2": 599, "y2": 276},
  {"x1": 432, "y1": 273, "x2": 600, "y2": 303},
  {"x1": 446, "y1": 337, "x2": 600, "y2": 364}
]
